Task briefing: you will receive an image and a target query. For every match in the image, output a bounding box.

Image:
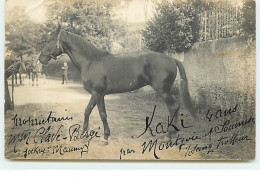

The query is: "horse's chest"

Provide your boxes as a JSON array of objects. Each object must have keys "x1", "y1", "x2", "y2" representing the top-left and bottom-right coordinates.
[
  {"x1": 83, "y1": 75, "x2": 107, "y2": 94},
  {"x1": 83, "y1": 80, "x2": 93, "y2": 93},
  {"x1": 82, "y1": 64, "x2": 107, "y2": 93}
]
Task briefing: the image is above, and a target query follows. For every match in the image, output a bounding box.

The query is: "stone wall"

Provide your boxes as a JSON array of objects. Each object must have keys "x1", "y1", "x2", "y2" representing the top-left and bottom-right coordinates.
[{"x1": 181, "y1": 36, "x2": 255, "y2": 114}]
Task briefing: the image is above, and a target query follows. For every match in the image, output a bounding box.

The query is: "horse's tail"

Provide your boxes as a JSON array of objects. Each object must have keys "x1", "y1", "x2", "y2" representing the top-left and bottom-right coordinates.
[{"x1": 175, "y1": 60, "x2": 197, "y2": 119}]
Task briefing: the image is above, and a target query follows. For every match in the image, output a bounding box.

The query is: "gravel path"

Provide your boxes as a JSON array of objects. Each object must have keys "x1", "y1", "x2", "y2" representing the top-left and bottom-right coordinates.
[{"x1": 5, "y1": 77, "x2": 253, "y2": 160}]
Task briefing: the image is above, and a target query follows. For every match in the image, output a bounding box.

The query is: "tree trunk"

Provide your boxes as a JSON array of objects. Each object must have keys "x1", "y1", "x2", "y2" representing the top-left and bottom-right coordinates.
[{"x1": 4, "y1": 78, "x2": 14, "y2": 115}]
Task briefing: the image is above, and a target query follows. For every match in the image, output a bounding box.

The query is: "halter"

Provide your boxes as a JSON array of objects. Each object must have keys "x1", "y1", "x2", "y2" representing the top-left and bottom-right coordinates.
[{"x1": 48, "y1": 29, "x2": 64, "y2": 60}]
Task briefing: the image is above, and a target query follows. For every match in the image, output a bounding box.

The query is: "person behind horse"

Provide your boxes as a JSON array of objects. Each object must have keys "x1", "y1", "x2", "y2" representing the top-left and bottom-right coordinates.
[
  {"x1": 32, "y1": 60, "x2": 40, "y2": 86},
  {"x1": 61, "y1": 62, "x2": 68, "y2": 84}
]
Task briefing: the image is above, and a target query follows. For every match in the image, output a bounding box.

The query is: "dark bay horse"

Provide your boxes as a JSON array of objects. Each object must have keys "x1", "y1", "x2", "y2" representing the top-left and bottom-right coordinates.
[{"x1": 39, "y1": 25, "x2": 196, "y2": 143}]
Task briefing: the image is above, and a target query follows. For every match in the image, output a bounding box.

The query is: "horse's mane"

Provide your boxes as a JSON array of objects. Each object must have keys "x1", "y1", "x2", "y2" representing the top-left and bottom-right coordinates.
[{"x1": 66, "y1": 32, "x2": 111, "y2": 61}]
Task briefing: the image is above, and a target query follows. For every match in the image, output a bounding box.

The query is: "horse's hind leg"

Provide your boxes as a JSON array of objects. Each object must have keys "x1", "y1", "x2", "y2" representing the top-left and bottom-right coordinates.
[
  {"x1": 83, "y1": 95, "x2": 96, "y2": 132},
  {"x1": 32, "y1": 73, "x2": 35, "y2": 86},
  {"x1": 19, "y1": 72, "x2": 22, "y2": 84},
  {"x1": 15, "y1": 73, "x2": 17, "y2": 84},
  {"x1": 36, "y1": 73, "x2": 38, "y2": 86},
  {"x1": 155, "y1": 89, "x2": 180, "y2": 139},
  {"x1": 28, "y1": 72, "x2": 31, "y2": 85}
]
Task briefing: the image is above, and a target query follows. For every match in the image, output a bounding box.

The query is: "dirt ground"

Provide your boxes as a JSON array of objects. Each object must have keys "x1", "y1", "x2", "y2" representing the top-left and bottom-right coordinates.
[{"x1": 4, "y1": 76, "x2": 255, "y2": 160}]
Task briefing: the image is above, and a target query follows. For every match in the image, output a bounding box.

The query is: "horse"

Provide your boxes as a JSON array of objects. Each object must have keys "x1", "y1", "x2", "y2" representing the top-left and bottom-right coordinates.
[
  {"x1": 25, "y1": 60, "x2": 42, "y2": 86},
  {"x1": 13, "y1": 61, "x2": 25, "y2": 85},
  {"x1": 31, "y1": 60, "x2": 41, "y2": 86},
  {"x1": 5, "y1": 56, "x2": 26, "y2": 114},
  {"x1": 39, "y1": 24, "x2": 196, "y2": 143},
  {"x1": 25, "y1": 62, "x2": 33, "y2": 83}
]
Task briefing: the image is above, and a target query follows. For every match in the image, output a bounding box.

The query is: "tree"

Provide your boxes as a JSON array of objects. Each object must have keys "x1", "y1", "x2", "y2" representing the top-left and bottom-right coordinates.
[
  {"x1": 5, "y1": 7, "x2": 43, "y2": 62},
  {"x1": 142, "y1": 0, "x2": 201, "y2": 54},
  {"x1": 241, "y1": 0, "x2": 255, "y2": 39},
  {"x1": 44, "y1": 0, "x2": 126, "y2": 51}
]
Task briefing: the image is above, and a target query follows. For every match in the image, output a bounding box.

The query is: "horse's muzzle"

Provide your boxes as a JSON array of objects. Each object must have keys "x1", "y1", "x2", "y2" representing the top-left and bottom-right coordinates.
[{"x1": 39, "y1": 54, "x2": 51, "y2": 65}]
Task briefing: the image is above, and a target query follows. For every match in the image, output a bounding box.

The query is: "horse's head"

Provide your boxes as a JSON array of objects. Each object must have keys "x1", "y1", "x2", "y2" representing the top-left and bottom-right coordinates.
[{"x1": 39, "y1": 24, "x2": 63, "y2": 65}]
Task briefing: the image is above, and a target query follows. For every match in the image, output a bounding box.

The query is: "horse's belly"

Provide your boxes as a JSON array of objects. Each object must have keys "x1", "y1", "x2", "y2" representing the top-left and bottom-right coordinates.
[
  {"x1": 106, "y1": 73, "x2": 149, "y2": 94},
  {"x1": 82, "y1": 59, "x2": 150, "y2": 94}
]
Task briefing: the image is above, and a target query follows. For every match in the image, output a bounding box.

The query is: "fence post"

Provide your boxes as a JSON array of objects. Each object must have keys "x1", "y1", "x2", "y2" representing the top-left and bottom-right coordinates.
[
  {"x1": 199, "y1": 3, "x2": 240, "y2": 41},
  {"x1": 215, "y1": 5, "x2": 218, "y2": 39},
  {"x1": 204, "y1": 10, "x2": 207, "y2": 41}
]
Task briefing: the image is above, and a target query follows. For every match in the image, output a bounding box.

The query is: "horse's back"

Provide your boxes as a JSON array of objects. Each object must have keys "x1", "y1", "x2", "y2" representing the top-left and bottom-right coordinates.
[
  {"x1": 82, "y1": 51, "x2": 178, "y2": 94},
  {"x1": 104, "y1": 51, "x2": 178, "y2": 82}
]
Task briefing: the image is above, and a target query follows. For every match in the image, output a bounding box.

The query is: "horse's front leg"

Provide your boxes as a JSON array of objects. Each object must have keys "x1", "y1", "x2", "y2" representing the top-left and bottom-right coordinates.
[
  {"x1": 83, "y1": 95, "x2": 96, "y2": 133},
  {"x1": 94, "y1": 93, "x2": 110, "y2": 144}
]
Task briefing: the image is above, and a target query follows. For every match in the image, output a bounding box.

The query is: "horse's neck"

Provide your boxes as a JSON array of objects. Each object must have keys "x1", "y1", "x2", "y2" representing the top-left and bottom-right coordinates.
[
  {"x1": 60, "y1": 31, "x2": 107, "y2": 72},
  {"x1": 59, "y1": 32, "x2": 83, "y2": 71}
]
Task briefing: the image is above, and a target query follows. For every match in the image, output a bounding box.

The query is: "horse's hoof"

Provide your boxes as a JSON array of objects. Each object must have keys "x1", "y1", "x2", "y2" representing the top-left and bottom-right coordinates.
[{"x1": 101, "y1": 139, "x2": 109, "y2": 145}]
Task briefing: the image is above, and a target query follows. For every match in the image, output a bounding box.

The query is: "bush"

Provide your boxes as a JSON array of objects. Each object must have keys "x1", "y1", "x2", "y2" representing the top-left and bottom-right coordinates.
[
  {"x1": 142, "y1": 0, "x2": 200, "y2": 53},
  {"x1": 241, "y1": 0, "x2": 256, "y2": 39}
]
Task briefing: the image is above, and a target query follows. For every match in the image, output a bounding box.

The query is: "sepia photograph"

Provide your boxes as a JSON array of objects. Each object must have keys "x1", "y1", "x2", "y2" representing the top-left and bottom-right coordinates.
[{"x1": 4, "y1": 0, "x2": 256, "y2": 160}]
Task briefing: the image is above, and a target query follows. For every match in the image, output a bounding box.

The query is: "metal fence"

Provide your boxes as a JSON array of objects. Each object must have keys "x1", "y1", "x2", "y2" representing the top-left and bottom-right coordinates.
[{"x1": 198, "y1": 3, "x2": 242, "y2": 41}]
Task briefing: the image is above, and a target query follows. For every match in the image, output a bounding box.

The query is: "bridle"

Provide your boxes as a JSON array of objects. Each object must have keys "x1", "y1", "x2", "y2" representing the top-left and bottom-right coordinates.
[{"x1": 46, "y1": 29, "x2": 65, "y2": 60}]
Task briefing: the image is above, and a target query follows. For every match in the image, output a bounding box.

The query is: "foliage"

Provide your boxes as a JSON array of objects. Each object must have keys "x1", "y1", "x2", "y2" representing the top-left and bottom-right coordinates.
[
  {"x1": 241, "y1": 0, "x2": 255, "y2": 39},
  {"x1": 44, "y1": 0, "x2": 126, "y2": 51},
  {"x1": 142, "y1": 0, "x2": 201, "y2": 54},
  {"x1": 5, "y1": 7, "x2": 43, "y2": 62},
  {"x1": 5, "y1": 0, "x2": 126, "y2": 64}
]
